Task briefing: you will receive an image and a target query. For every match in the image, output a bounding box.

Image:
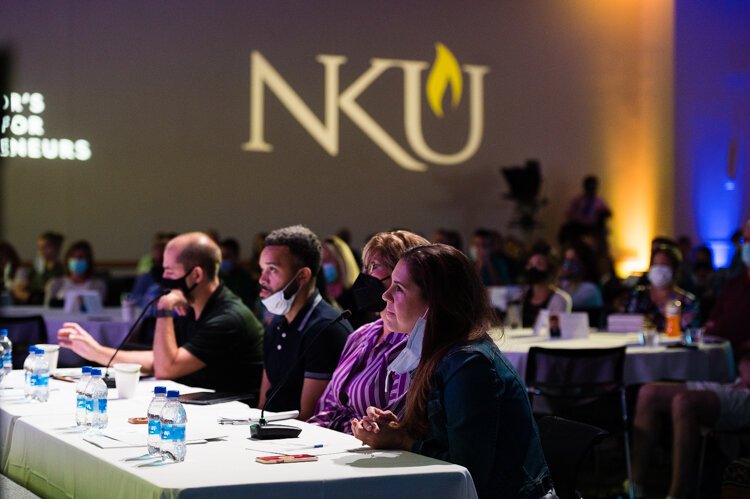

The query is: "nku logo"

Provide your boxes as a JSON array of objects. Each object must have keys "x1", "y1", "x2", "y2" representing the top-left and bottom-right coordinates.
[{"x1": 242, "y1": 43, "x2": 490, "y2": 171}]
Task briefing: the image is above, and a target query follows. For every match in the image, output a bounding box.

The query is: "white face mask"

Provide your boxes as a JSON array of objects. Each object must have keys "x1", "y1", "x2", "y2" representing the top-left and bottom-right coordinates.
[
  {"x1": 648, "y1": 264, "x2": 673, "y2": 288},
  {"x1": 388, "y1": 309, "x2": 428, "y2": 374},
  {"x1": 261, "y1": 270, "x2": 301, "y2": 316}
]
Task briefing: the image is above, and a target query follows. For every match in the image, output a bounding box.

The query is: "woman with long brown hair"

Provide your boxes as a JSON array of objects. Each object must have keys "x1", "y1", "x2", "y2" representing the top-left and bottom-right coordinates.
[{"x1": 351, "y1": 244, "x2": 551, "y2": 499}]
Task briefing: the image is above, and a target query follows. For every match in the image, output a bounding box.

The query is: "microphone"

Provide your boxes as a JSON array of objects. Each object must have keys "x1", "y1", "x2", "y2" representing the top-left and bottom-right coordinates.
[
  {"x1": 103, "y1": 288, "x2": 171, "y2": 386},
  {"x1": 251, "y1": 309, "x2": 351, "y2": 440}
]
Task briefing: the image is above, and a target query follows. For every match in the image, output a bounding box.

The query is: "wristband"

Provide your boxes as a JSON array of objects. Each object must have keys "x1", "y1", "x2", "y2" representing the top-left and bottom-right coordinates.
[{"x1": 155, "y1": 309, "x2": 173, "y2": 318}]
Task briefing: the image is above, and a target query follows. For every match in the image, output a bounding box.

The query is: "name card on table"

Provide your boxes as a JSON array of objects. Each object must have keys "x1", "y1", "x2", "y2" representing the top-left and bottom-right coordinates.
[
  {"x1": 534, "y1": 310, "x2": 590, "y2": 339},
  {"x1": 63, "y1": 289, "x2": 104, "y2": 314}
]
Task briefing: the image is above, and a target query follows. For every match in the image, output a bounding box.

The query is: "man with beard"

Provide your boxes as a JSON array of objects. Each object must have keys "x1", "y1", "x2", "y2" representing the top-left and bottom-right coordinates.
[
  {"x1": 58, "y1": 232, "x2": 264, "y2": 394},
  {"x1": 257, "y1": 225, "x2": 352, "y2": 420}
]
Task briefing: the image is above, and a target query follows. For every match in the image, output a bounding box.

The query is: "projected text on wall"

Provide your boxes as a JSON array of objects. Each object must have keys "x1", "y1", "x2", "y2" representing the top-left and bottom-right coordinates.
[{"x1": 1, "y1": 92, "x2": 92, "y2": 161}]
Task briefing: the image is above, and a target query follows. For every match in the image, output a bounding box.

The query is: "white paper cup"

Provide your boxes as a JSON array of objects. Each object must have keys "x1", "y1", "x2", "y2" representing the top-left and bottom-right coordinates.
[
  {"x1": 114, "y1": 363, "x2": 141, "y2": 398},
  {"x1": 37, "y1": 344, "x2": 60, "y2": 372}
]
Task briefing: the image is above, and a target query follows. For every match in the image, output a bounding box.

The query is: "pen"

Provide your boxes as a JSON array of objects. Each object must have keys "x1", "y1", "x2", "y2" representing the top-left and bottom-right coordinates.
[{"x1": 296, "y1": 444, "x2": 325, "y2": 450}]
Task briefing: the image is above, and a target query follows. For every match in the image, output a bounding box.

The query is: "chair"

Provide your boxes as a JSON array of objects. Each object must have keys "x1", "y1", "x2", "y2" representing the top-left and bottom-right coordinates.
[
  {"x1": 537, "y1": 416, "x2": 609, "y2": 499},
  {"x1": 525, "y1": 346, "x2": 633, "y2": 499},
  {"x1": 0, "y1": 315, "x2": 49, "y2": 368}
]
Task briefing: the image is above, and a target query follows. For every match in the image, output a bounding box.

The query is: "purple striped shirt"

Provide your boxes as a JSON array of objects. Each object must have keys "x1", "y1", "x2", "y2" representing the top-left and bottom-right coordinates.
[{"x1": 307, "y1": 319, "x2": 410, "y2": 434}]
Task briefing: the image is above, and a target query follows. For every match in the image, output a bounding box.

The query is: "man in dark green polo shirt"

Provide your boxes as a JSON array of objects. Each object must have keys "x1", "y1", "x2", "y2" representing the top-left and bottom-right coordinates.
[{"x1": 58, "y1": 232, "x2": 264, "y2": 395}]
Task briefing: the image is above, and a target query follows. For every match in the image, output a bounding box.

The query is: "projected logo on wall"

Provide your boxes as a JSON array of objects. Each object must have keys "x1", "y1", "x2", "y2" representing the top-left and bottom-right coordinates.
[
  {"x1": 1, "y1": 92, "x2": 92, "y2": 161},
  {"x1": 242, "y1": 43, "x2": 489, "y2": 171}
]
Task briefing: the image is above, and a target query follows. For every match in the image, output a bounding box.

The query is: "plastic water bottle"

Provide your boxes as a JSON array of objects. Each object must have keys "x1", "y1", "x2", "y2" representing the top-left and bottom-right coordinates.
[
  {"x1": 147, "y1": 386, "x2": 168, "y2": 456},
  {"x1": 30, "y1": 347, "x2": 50, "y2": 403},
  {"x1": 0, "y1": 343, "x2": 4, "y2": 384},
  {"x1": 160, "y1": 390, "x2": 187, "y2": 462},
  {"x1": 0, "y1": 329, "x2": 12, "y2": 376},
  {"x1": 23, "y1": 346, "x2": 38, "y2": 400},
  {"x1": 86, "y1": 368, "x2": 108, "y2": 432},
  {"x1": 75, "y1": 366, "x2": 92, "y2": 427}
]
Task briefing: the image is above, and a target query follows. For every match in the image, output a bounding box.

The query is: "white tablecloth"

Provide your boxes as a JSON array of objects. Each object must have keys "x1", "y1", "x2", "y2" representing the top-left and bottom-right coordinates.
[
  {"x1": 1, "y1": 306, "x2": 133, "y2": 366},
  {"x1": 494, "y1": 330, "x2": 736, "y2": 385},
  {"x1": 1, "y1": 371, "x2": 478, "y2": 499}
]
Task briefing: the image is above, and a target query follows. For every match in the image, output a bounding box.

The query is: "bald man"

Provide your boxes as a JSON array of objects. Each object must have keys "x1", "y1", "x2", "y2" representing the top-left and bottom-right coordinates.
[{"x1": 58, "y1": 232, "x2": 264, "y2": 394}]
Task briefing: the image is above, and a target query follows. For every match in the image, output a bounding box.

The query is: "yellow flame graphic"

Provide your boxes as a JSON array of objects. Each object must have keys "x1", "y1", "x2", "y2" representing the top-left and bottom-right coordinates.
[{"x1": 426, "y1": 43, "x2": 463, "y2": 118}]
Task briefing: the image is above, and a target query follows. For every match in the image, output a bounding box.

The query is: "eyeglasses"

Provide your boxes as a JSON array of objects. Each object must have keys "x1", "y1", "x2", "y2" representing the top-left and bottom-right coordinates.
[{"x1": 363, "y1": 262, "x2": 387, "y2": 274}]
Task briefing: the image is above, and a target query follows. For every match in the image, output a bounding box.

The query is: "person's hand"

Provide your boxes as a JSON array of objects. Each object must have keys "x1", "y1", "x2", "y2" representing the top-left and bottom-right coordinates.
[
  {"x1": 157, "y1": 290, "x2": 189, "y2": 316},
  {"x1": 57, "y1": 322, "x2": 103, "y2": 361},
  {"x1": 351, "y1": 406, "x2": 409, "y2": 450}
]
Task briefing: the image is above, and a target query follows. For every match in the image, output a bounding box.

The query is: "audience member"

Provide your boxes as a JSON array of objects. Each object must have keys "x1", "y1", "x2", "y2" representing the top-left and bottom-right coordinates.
[
  {"x1": 307, "y1": 230, "x2": 429, "y2": 433},
  {"x1": 322, "y1": 235, "x2": 367, "y2": 327},
  {"x1": 219, "y1": 237, "x2": 259, "y2": 309},
  {"x1": 335, "y1": 226, "x2": 362, "y2": 267},
  {"x1": 257, "y1": 225, "x2": 352, "y2": 419},
  {"x1": 631, "y1": 233, "x2": 750, "y2": 499},
  {"x1": 469, "y1": 228, "x2": 511, "y2": 286},
  {"x1": 45, "y1": 240, "x2": 107, "y2": 307},
  {"x1": 560, "y1": 175, "x2": 612, "y2": 245},
  {"x1": 131, "y1": 233, "x2": 171, "y2": 308},
  {"x1": 58, "y1": 232, "x2": 264, "y2": 394},
  {"x1": 558, "y1": 240, "x2": 603, "y2": 310},
  {"x1": 521, "y1": 248, "x2": 572, "y2": 327},
  {"x1": 350, "y1": 244, "x2": 552, "y2": 499},
  {"x1": 705, "y1": 219, "x2": 750, "y2": 364},
  {"x1": 687, "y1": 245, "x2": 718, "y2": 324},
  {"x1": 22, "y1": 231, "x2": 65, "y2": 304},
  {"x1": 624, "y1": 244, "x2": 698, "y2": 331},
  {"x1": 0, "y1": 242, "x2": 21, "y2": 304},
  {"x1": 430, "y1": 228, "x2": 463, "y2": 252}
]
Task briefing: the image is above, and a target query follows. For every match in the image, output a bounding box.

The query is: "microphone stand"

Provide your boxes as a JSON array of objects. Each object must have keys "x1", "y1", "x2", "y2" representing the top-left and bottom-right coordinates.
[
  {"x1": 251, "y1": 310, "x2": 351, "y2": 440},
  {"x1": 103, "y1": 289, "x2": 170, "y2": 386}
]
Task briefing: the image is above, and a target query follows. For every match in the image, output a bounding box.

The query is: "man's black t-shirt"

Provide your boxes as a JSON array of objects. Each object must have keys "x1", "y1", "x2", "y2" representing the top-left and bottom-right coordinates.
[
  {"x1": 173, "y1": 284, "x2": 264, "y2": 393},
  {"x1": 263, "y1": 292, "x2": 352, "y2": 412}
]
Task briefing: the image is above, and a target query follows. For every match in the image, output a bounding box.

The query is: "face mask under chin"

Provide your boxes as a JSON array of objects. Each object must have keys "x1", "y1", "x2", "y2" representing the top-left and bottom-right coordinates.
[{"x1": 261, "y1": 270, "x2": 302, "y2": 316}]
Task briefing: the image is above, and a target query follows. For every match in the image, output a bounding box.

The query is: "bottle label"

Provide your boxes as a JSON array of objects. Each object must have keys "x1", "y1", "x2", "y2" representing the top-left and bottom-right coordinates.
[
  {"x1": 97, "y1": 398, "x2": 108, "y2": 412},
  {"x1": 148, "y1": 419, "x2": 161, "y2": 436},
  {"x1": 85, "y1": 399, "x2": 94, "y2": 412},
  {"x1": 30, "y1": 374, "x2": 49, "y2": 386},
  {"x1": 2, "y1": 352, "x2": 10, "y2": 366},
  {"x1": 161, "y1": 424, "x2": 186, "y2": 441},
  {"x1": 76, "y1": 395, "x2": 86, "y2": 409}
]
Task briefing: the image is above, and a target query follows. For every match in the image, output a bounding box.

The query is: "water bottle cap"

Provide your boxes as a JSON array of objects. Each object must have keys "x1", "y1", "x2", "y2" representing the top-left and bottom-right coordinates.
[
  {"x1": 0, "y1": 329, "x2": 7, "y2": 336},
  {"x1": 91, "y1": 368, "x2": 102, "y2": 376},
  {"x1": 154, "y1": 386, "x2": 167, "y2": 394},
  {"x1": 166, "y1": 390, "x2": 180, "y2": 398},
  {"x1": 29, "y1": 345, "x2": 37, "y2": 353},
  {"x1": 32, "y1": 346, "x2": 43, "y2": 354},
  {"x1": 82, "y1": 366, "x2": 92, "y2": 374}
]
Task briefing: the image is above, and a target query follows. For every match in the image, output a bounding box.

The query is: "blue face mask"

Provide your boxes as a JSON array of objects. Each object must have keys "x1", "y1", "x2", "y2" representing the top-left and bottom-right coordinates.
[
  {"x1": 742, "y1": 242, "x2": 750, "y2": 268},
  {"x1": 322, "y1": 263, "x2": 338, "y2": 284},
  {"x1": 68, "y1": 258, "x2": 88, "y2": 276}
]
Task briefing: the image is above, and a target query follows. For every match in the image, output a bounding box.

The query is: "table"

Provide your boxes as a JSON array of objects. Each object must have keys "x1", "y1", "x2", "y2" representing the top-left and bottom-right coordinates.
[
  {"x1": 494, "y1": 329, "x2": 736, "y2": 385},
  {"x1": 1, "y1": 372, "x2": 478, "y2": 499},
  {"x1": 0, "y1": 371, "x2": 211, "y2": 472},
  {"x1": 0, "y1": 306, "x2": 133, "y2": 366}
]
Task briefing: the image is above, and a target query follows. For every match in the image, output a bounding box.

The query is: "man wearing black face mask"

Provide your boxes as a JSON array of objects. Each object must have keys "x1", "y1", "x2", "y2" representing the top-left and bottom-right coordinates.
[{"x1": 58, "y1": 232, "x2": 264, "y2": 395}]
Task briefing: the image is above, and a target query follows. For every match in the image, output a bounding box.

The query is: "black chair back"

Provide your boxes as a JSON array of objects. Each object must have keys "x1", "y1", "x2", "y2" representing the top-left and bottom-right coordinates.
[
  {"x1": 537, "y1": 416, "x2": 608, "y2": 499},
  {"x1": 526, "y1": 346, "x2": 633, "y2": 498},
  {"x1": 0, "y1": 315, "x2": 49, "y2": 369}
]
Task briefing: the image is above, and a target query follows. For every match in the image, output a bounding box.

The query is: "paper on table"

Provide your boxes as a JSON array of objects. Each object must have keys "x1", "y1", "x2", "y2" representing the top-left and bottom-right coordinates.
[{"x1": 84, "y1": 427, "x2": 227, "y2": 448}]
